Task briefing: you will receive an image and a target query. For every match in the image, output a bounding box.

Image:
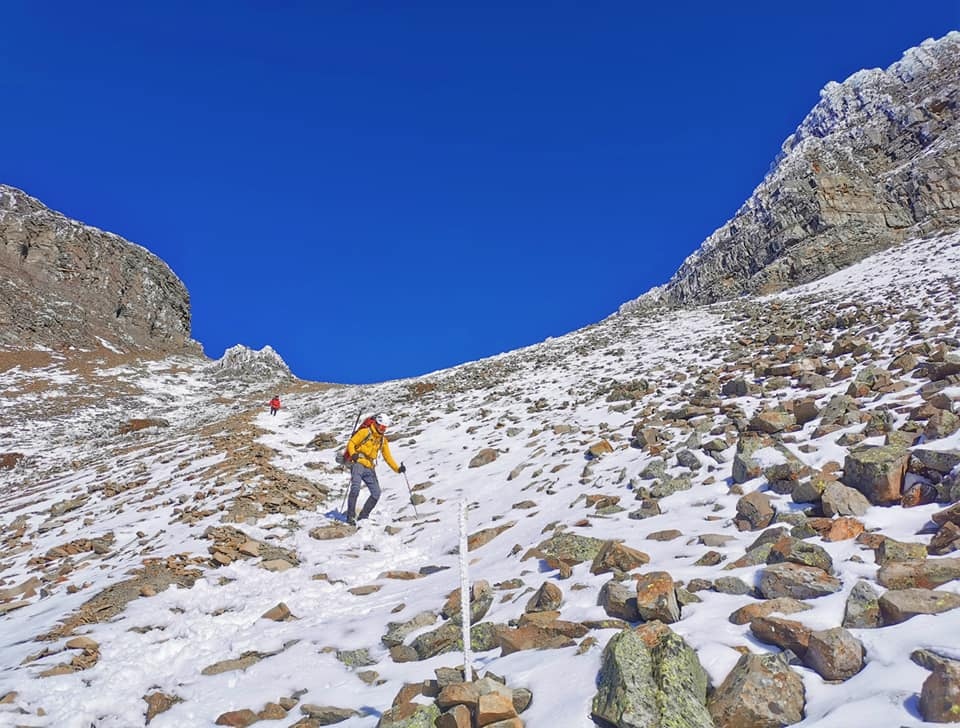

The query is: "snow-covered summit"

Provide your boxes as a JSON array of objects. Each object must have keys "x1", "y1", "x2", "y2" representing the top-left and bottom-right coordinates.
[{"x1": 209, "y1": 343, "x2": 294, "y2": 382}]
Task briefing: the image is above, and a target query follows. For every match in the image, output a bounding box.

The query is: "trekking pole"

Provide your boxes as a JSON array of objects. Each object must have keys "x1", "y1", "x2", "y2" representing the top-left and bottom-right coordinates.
[{"x1": 402, "y1": 471, "x2": 419, "y2": 517}]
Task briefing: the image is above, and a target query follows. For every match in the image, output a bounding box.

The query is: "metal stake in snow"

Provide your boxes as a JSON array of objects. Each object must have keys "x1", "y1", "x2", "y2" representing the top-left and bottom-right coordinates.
[{"x1": 458, "y1": 497, "x2": 474, "y2": 682}]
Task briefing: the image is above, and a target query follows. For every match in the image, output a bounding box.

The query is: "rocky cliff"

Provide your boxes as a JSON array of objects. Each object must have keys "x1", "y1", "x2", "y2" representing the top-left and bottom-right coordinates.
[
  {"x1": 623, "y1": 32, "x2": 960, "y2": 312},
  {"x1": 0, "y1": 185, "x2": 195, "y2": 353}
]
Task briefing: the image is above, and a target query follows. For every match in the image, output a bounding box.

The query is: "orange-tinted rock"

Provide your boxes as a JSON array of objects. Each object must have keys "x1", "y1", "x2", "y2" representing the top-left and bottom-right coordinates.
[
  {"x1": 215, "y1": 709, "x2": 258, "y2": 727},
  {"x1": 823, "y1": 517, "x2": 865, "y2": 542}
]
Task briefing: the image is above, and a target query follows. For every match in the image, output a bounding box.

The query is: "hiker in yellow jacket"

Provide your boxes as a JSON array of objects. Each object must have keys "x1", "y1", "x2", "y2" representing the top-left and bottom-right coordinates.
[{"x1": 345, "y1": 413, "x2": 405, "y2": 525}]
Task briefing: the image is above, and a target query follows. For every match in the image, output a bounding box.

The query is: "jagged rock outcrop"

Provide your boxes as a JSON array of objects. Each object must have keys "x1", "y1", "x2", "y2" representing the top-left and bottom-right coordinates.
[
  {"x1": 209, "y1": 344, "x2": 294, "y2": 381},
  {"x1": 623, "y1": 32, "x2": 960, "y2": 311},
  {"x1": 0, "y1": 184, "x2": 195, "y2": 352}
]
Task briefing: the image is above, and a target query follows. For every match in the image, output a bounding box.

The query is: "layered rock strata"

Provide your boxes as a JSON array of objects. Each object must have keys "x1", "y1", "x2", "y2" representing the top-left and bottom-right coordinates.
[
  {"x1": 0, "y1": 184, "x2": 194, "y2": 352},
  {"x1": 624, "y1": 32, "x2": 960, "y2": 311}
]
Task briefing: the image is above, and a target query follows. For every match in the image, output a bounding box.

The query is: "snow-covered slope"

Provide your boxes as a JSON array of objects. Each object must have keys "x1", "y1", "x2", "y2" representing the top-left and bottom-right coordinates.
[{"x1": 2, "y1": 232, "x2": 960, "y2": 727}]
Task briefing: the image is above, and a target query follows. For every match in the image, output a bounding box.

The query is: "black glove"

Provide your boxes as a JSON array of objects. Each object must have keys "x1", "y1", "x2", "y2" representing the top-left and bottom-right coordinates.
[
  {"x1": 398, "y1": 462, "x2": 406, "y2": 474},
  {"x1": 351, "y1": 453, "x2": 360, "y2": 463}
]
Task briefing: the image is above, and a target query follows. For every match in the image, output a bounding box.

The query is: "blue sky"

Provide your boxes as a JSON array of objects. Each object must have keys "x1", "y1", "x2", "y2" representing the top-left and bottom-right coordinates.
[{"x1": 4, "y1": 3, "x2": 958, "y2": 384}]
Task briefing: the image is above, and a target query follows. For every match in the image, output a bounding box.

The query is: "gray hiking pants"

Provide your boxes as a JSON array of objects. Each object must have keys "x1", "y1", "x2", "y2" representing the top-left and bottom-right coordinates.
[{"x1": 347, "y1": 462, "x2": 381, "y2": 520}]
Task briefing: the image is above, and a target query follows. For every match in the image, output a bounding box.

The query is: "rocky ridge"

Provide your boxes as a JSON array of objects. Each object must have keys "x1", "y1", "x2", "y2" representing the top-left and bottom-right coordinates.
[
  {"x1": 622, "y1": 31, "x2": 960, "y2": 312},
  {"x1": 0, "y1": 184, "x2": 196, "y2": 354},
  {"x1": 210, "y1": 344, "x2": 296, "y2": 383}
]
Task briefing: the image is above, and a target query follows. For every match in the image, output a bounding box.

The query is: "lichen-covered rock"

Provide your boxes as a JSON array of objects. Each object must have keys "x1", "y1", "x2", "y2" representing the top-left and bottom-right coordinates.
[
  {"x1": 878, "y1": 588, "x2": 960, "y2": 625},
  {"x1": 841, "y1": 445, "x2": 910, "y2": 505},
  {"x1": 757, "y1": 563, "x2": 841, "y2": 600},
  {"x1": 377, "y1": 702, "x2": 441, "y2": 728},
  {"x1": 767, "y1": 536, "x2": 834, "y2": 573},
  {"x1": 591, "y1": 541, "x2": 650, "y2": 575},
  {"x1": 875, "y1": 538, "x2": 927, "y2": 565},
  {"x1": 842, "y1": 580, "x2": 881, "y2": 629},
  {"x1": 920, "y1": 659, "x2": 960, "y2": 723},
  {"x1": 410, "y1": 624, "x2": 462, "y2": 660},
  {"x1": 536, "y1": 533, "x2": 606, "y2": 566},
  {"x1": 877, "y1": 558, "x2": 960, "y2": 589},
  {"x1": 591, "y1": 625, "x2": 713, "y2": 728},
  {"x1": 382, "y1": 611, "x2": 438, "y2": 648}
]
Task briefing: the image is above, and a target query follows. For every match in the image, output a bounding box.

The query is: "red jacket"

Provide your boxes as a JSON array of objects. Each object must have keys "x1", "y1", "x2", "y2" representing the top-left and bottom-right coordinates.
[{"x1": 269, "y1": 398, "x2": 281, "y2": 409}]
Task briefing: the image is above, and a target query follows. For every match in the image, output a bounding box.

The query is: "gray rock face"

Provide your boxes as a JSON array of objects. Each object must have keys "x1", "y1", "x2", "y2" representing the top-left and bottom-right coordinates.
[
  {"x1": 622, "y1": 33, "x2": 960, "y2": 312},
  {"x1": 0, "y1": 184, "x2": 195, "y2": 353}
]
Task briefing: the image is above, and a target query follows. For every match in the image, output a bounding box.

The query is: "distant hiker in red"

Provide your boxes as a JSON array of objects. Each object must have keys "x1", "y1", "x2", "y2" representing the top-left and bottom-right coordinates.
[
  {"x1": 345, "y1": 413, "x2": 405, "y2": 526},
  {"x1": 269, "y1": 396, "x2": 281, "y2": 416}
]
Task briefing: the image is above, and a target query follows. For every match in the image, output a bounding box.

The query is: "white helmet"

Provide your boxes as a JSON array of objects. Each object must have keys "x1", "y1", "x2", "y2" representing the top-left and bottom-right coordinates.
[{"x1": 374, "y1": 413, "x2": 392, "y2": 428}]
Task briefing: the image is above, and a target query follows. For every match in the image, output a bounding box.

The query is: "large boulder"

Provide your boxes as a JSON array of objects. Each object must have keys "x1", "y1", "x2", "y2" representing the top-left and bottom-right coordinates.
[
  {"x1": 877, "y1": 558, "x2": 960, "y2": 589},
  {"x1": 878, "y1": 588, "x2": 960, "y2": 625},
  {"x1": 708, "y1": 652, "x2": 805, "y2": 728},
  {"x1": 804, "y1": 627, "x2": 865, "y2": 681},
  {"x1": 591, "y1": 541, "x2": 651, "y2": 575},
  {"x1": 591, "y1": 624, "x2": 713, "y2": 728},
  {"x1": 841, "y1": 445, "x2": 910, "y2": 505},
  {"x1": 820, "y1": 482, "x2": 872, "y2": 517}
]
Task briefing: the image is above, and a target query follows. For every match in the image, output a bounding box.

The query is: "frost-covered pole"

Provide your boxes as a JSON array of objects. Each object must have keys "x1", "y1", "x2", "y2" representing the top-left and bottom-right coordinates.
[{"x1": 458, "y1": 497, "x2": 474, "y2": 682}]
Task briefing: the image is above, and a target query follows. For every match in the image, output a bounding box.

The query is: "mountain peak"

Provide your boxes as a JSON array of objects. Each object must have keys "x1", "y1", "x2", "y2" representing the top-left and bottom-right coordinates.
[
  {"x1": 209, "y1": 343, "x2": 294, "y2": 381},
  {"x1": 621, "y1": 31, "x2": 960, "y2": 314}
]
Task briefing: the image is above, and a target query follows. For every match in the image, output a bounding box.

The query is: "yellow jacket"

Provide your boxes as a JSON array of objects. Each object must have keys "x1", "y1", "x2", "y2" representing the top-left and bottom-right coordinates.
[{"x1": 346, "y1": 425, "x2": 400, "y2": 472}]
